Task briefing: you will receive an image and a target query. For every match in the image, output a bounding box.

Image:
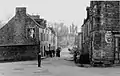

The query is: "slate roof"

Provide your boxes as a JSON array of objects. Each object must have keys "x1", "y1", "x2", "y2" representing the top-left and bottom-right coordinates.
[{"x1": 27, "y1": 14, "x2": 46, "y2": 29}]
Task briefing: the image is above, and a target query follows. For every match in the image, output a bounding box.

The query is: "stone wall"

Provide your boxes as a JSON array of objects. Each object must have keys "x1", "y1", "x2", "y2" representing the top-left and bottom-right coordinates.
[{"x1": 0, "y1": 45, "x2": 38, "y2": 61}]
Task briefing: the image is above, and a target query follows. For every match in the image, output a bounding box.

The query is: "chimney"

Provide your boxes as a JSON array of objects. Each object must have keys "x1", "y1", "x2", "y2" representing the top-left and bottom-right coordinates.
[
  {"x1": 16, "y1": 7, "x2": 26, "y2": 16},
  {"x1": 86, "y1": 7, "x2": 90, "y2": 19},
  {"x1": 30, "y1": 15, "x2": 40, "y2": 19}
]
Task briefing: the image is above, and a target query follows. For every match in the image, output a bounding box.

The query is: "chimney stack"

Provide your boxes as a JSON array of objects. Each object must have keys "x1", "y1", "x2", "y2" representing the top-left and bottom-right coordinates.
[
  {"x1": 30, "y1": 15, "x2": 40, "y2": 19},
  {"x1": 16, "y1": 7, "x2": 26, "y2": 16},
  {"x1": 86, "y1": 7, "x2": 90, "y2": 19}
]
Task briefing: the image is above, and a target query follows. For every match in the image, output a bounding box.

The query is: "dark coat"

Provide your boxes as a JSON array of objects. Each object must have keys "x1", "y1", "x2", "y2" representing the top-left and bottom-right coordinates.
[{"x1": 79, "y1": 53, "x2": 90, "y2": 64}]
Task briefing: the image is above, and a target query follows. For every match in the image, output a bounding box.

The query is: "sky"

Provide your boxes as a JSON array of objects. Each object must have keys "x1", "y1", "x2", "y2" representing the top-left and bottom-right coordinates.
[{"x1": 0, "y1": 0, "x2": 90, "y2": 31}]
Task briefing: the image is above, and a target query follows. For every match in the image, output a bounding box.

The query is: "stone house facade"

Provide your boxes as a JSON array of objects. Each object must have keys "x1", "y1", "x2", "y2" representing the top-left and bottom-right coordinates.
[
  {"x1": 81, "y1": 1, "x2": 120, "y2": 64},
  {"x1": 48, "y1": 27, "x2": 57, "y2": 51},
  {"x1": 81, "y1": 7, "x2": 92, "y2": 55},
  {"x1": 0, "y1": 7, "x2": 46, "y2": 60},
  {"x1": 42, "y1": 26, "x2": 57, "y2": 56}
]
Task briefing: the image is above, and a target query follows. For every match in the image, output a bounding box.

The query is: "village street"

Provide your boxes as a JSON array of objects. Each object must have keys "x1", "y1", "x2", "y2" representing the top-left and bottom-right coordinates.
[{"x1": 0, "y1": 48, "x2": 120, "y2": 76}]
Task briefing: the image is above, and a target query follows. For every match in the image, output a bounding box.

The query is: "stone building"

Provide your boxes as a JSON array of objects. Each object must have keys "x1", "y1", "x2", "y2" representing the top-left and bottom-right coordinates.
[
  {"x1": 81, "y1": 7, "x2": 91, "y2": 55},
  {"x1": 29, "y1": 15, "x2": 47, "y2": 57},
  {"x1": 75, "y1": 32, "x2": 83, "y2": 50},
  {"x1": 42, "y1": 26, "x2": 57, "y2": 56},
  {"x1": 81, "y1": 1, "x2": 120, "y2": 64},
  {"x1": 48, "y1": 27, "x2": 57, "y2": 51},
  {"x1": 0, "y1": 7, "x2": 46, "y2": 60}
]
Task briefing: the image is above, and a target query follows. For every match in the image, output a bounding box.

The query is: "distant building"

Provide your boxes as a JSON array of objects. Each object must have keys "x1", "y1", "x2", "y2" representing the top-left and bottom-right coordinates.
[
  {"x1": 75, "y1": 32, "x2": 82, "y2": 50},
  {"x1": 68, "y1": 24, "x2": 76, "y2": 46},
  {"x1": 0, "y1": 7, "x2": 46, "y2": 60},
  {"x1": 48, "y1": 27, "x2": 57, "y2": 51}
]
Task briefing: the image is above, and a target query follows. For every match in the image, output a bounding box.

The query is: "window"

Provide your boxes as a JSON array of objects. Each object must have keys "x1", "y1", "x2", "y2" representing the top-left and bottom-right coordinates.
[
  {"x1": 43, "y1": 33, "x2": 45, "y2": 41},
  {"x1": 94, "y1": 32, "x2": 101, "y2": 50},
  {"x1": 97, "y1": 8, "x2": 100, "y2": 15},
  {"x1": 96, "y1": 17, "x2": 100, "y2": 23},
  {"x1": 27, "y1": 27, "x2": 35, "y2": 38},
  {"x1": 41, "y1": 33, "x2": 43, "y2": 41}
]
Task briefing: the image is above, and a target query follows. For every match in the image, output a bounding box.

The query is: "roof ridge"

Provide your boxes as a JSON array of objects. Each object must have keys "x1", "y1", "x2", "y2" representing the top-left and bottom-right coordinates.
[{"x1": 27, "y1": 14, "x2": 44, "y2": 29}]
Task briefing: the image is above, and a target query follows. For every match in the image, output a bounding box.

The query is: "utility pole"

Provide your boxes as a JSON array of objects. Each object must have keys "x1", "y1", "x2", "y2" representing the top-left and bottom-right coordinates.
[{"x1": 38, "y1": 41, "x2": 41, "y2": 67}]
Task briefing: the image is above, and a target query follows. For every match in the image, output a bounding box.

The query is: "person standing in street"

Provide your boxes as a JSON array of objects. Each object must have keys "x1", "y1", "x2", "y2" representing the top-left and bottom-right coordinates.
[
  {"x1": 38, "y1": 52, "x2": 41, "y2": 67},
  {"x1": 49, "y1": 49, "x2": 52, "y2": 57},
  {"x1": 73, "y1": 50, "x2": 77, "y2": 63},
  {"x1": 49, "y1": 44, "x2": 53, "y2": 57},
  {"x1": 51, "y1": 46, "x2": 55, "y2": 57},
  {"x1": 45, "y1": 46, "x2": 49, "y2": 57},
  {"x1": 38, "y1": 41, "x2": 41, "y2": 67},
  {"x1": 56, "y1": 47, "x2": 61, "y2": 57},
  {"x1": 52, "y1": 49, "x2": 55, "y2": 57}
]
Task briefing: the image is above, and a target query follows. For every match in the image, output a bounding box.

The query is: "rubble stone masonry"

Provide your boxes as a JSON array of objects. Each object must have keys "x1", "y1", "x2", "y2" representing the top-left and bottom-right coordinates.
[{"x1": 0, "y1": 7, "x2": 42, "y2": 61}]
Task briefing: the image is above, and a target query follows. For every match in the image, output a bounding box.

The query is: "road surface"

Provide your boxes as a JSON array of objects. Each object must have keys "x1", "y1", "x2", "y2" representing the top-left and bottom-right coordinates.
[{"x1": 0, "y1": 47, "x2": 120, "y2": 76}]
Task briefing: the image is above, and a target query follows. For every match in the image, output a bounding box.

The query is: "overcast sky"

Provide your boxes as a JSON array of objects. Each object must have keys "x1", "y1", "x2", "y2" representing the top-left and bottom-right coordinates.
[{"x1": 0, "y1": 0, "x2": 90, "y2": 31}]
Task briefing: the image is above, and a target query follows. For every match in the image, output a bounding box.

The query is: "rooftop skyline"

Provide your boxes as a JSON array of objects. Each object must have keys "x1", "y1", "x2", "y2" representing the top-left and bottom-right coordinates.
[{"x1": 0, "y1": 0, "x2": 90, "y2": 31}]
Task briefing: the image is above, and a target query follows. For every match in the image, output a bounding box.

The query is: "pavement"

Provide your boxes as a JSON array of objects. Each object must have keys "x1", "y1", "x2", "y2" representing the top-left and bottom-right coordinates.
[{"x1": 0, "y1": 48, "x2": 120, "y2": 76}]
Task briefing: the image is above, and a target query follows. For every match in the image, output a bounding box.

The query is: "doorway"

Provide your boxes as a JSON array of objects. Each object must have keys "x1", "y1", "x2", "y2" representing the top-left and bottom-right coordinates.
[{"x1": 114, "y1": 37, "x2": 120, "y2": 64}]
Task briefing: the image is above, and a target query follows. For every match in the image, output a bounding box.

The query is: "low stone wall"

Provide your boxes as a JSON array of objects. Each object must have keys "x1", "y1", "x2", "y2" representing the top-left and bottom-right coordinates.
[{"x1": 0, "y1": 45, "x2": 38, "y2": 61}]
